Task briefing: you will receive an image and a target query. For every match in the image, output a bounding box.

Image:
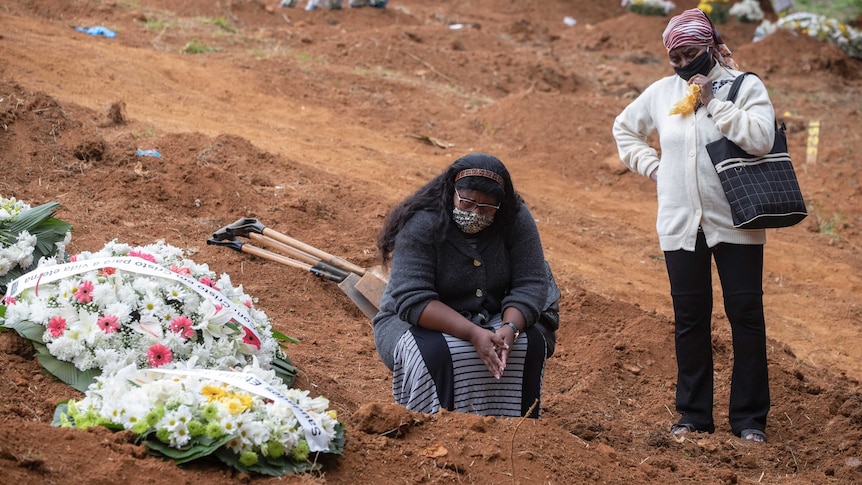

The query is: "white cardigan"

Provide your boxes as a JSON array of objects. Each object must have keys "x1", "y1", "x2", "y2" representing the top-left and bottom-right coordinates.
[{"x1": 613, "y1": 64, "x2": 775, "y2": 251}]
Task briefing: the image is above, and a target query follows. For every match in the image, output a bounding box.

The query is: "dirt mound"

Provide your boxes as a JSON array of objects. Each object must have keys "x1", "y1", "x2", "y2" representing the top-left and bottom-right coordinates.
[{"x1": 2, "y1": 0, "x2": 862, "y2": 483}]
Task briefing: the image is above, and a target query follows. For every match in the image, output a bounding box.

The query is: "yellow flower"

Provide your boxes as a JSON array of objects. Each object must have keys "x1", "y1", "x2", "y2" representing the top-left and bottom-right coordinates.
[
  {"x1": 202, "y1": 385, "x2": 227, "y2": 402},
  {"x1": 237, "y1": 394, "x2": 253, "y2": 409},
  {"x1": 224, "y1": 393, "x2": 252, "y2": 415}
]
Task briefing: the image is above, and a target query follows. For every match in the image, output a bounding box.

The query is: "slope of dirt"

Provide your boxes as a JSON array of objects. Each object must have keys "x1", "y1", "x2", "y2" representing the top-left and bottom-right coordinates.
[{"x1": 1, "y1": 0, "x2": 861, "y2": 483}]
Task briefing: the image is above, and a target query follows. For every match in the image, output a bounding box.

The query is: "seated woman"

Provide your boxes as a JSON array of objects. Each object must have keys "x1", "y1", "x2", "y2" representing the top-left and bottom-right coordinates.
[{"x1": 372, "y1": 152, "x2": 557, "y2": 418}]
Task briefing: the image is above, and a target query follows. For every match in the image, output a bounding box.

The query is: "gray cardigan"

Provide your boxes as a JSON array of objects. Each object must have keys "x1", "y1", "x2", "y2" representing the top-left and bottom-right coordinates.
[{"x1": 373, "y1": 203, "x2": 548, "y2": 370}]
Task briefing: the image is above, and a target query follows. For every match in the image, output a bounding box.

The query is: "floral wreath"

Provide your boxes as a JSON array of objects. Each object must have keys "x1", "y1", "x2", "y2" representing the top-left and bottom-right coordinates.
[
  {"x1": 1, "y1": 239, "x2": 296, "y2": 391},
  {"x1": 55, "y1": 361, "x2": 343, "y2": 475}
]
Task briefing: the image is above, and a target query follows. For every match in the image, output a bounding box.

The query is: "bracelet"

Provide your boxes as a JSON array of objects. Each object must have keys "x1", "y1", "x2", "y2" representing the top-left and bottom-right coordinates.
[{"x1": 504, "y1": 322, "x2": 520, "y2": 340}]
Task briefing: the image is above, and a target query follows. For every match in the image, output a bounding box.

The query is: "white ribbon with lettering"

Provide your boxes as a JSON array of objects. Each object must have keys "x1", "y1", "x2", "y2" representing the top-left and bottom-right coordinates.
[
  {"x1": 2, "y1": 257, "x2": 261, "y2": 344},
  {"x1": 147, "y1": 368, "x2": 330, "y2": 452}
]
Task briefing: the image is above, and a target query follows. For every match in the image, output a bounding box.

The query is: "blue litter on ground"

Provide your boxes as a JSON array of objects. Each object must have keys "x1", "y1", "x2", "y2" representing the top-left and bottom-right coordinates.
[
  {"x1": 75, "y1": 26, "x2": 116, "y2": 38},
  {"x1": 136, "y1": 149, "x2": 161, "y2": 158}
]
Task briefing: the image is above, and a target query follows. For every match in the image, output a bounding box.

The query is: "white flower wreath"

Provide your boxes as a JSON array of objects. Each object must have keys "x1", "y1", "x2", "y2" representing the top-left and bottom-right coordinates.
[
  {"x1": 55, "y1": 360, "x2": 343, "y2": 475},
  {"x1": 1, "y1": 239, "x2": 296, "y2": 391}
]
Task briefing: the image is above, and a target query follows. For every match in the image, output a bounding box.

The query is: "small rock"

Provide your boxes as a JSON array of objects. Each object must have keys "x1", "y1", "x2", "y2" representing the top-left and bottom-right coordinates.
[{"x1": 596, "y1": 442, "x2": 616, "y2": 458}]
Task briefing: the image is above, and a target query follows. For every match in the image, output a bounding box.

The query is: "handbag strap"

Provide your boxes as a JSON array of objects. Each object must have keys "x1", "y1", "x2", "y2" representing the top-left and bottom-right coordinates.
[
  {"x1": 725, "y1": 71, "x2": 783, "y2": 132},
  {"x1": 725, "y1": 71, "x2": 759, "y2": 104}
]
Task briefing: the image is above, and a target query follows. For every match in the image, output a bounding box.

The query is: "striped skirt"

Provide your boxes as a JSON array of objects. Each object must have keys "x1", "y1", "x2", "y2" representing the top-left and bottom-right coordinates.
[{"x1": 391, "y1": 319, "x2": 547, "y2": 418}]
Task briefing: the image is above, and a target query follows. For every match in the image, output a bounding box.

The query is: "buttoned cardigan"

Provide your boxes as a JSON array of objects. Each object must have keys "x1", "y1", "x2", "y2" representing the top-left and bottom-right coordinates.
[{"x1": 613, "y1": 64, "x2": 774, "y2": 251}]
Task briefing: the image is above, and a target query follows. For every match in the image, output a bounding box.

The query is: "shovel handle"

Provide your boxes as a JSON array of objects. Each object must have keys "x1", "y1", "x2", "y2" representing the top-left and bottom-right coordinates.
[
  {"x1": 247, "y1": 233, "x2": 350, "y2": 280},
  {"x1": 206, "y1": 238, "x2": 344, "y2": 282},
  {"x1": 260, "y1": 227, "x2": 366, "y2": 276},
  {"x1": 217, "y1": 217, "x2": 367, "y2": 276}
]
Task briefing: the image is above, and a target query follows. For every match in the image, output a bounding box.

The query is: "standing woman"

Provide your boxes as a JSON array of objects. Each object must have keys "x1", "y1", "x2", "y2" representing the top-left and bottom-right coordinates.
[
  {"x1": 612, "y1": 9, "x2": 774, "y2": 442},
  {"x1": 372, "y1": 153, "x2": 556, "y2": 418}
]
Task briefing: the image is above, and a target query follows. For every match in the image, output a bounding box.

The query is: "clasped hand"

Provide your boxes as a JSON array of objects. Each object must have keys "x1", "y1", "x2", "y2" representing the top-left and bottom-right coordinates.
[{"x1": 471, "y1": 326, "x2": 514, "y2": 379}]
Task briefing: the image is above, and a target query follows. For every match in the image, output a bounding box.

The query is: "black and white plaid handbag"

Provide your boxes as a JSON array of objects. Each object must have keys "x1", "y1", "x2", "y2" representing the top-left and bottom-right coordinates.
[{"x1": 706, "y1": 72, "x2": 808, "y2": 230}]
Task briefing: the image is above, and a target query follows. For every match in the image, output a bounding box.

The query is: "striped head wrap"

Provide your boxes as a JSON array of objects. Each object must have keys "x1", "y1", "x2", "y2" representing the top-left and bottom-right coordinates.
[{"x1": 662, "y1": 8, "x2": 738, "y2": 70}]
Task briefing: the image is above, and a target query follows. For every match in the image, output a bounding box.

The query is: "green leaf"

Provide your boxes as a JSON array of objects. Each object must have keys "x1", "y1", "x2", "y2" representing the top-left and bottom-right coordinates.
[
  {"x1": 329, "y1": 422, "x2": 346, "y2": 455},
  {"x1": 13, "y1": 320, "x2": 47, "y2": 342},
  {"x1": 145, "y1": 434, "x2": 234, "y2": 464},
  {"x1": 30, "y1": 218, "x2": 72, "y2": 257},
  {"x1": 271, "y1": 330, "x2": 299, "y2": 344},
  {"x1": 52, "y1": 401, "x2": 71, "y2": 426},
  {"x1": 271, "y1": 356, "x2": 297, "y2": 387},
  {"x1": 35, "y1": 350, "x2": 101, "y2": 392},
  {"x1": 3, "y1": 202, "x2": 60, "y2": 236}
]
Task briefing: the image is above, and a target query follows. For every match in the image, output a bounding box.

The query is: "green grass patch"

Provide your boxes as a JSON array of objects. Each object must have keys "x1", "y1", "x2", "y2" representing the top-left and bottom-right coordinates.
[
  {"x1": 131, "y1": 126, "x2": 157, "y2": 139},
  {"x1": 144, "y1": 18, "x2": 168, "y2": 31},
  {"x1": 182, "y1": 40, "x2": 220, "y2": 55},
  {"x1": 204, "y1": 17, "x2": 236, "y2": 33}
]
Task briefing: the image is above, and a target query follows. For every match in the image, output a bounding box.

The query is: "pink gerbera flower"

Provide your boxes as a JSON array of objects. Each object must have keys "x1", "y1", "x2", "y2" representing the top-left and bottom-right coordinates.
[
  {"x1": 243, "y1": 299, "x2": 253, "y2": 309},
  {"x1": 199, "y1": 276, "x2": 216, "y2": 288},
  {"x1": 73, "y1": 280, "x2": 94, "y2": 304},
  {"x1": 48, "y1": 316, "x2": 67, "y2": 337},
  {"x1": 3, "y1": 296, "x2": 15, "y2": 305},
  {"x1": 170, "y1": 265, "x2": 191, "y2": 275},
  {"x1": 169, "y1": 315, "x2": 195, "y2": 339},
  {"x1": 129, "y1": 250, "x2": 157, "y2": 263},
  {"x1": 242, "y1": 326, "x2": 261, "y2": 349},
  {"x1": 147, "y1": 344, "x2": 173, "y2": 367},
  {"x1": 97, "y1": 315, "x2": 120, "y2": 334}
]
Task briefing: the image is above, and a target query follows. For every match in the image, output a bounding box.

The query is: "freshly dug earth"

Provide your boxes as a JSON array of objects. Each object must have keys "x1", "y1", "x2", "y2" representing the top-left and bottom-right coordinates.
[{"x1": 1, "y1": 0, "x2": 861, "y2": 483}]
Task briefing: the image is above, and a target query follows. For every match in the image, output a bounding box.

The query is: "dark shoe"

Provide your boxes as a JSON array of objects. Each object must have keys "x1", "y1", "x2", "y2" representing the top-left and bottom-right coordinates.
[
  {"x1": 670, "y1": 423, "x2": 696, "y2": 443},
  {"x1": 741, "y1": 428, "x2": 767, "y2": 443}
]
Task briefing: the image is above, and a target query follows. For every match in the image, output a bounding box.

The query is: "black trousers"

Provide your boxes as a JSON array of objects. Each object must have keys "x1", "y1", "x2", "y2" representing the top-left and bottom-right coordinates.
[{"x1": 664, "y1": 231, "x2": 770, "y2": 435}]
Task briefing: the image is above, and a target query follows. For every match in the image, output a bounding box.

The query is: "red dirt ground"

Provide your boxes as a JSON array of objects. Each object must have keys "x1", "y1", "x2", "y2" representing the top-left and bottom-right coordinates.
[{"x1": 2, "y1": 0, "x2": 861, "y2": 483}]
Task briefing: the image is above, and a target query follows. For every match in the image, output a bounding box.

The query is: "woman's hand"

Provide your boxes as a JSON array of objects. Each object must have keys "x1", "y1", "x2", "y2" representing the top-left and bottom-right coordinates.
[
  {"x1": 416, "y1": 301, "x2": 510, "y2": 378},
  {"x1": 689, "y1": 74, "x2": 714, "y2": 107},
  {"x1": 495, "y1": 325, "x2": 518, "y2": 368},
  {"x1": 470, "y1": 326, "x2": 507, "y2": 379}
]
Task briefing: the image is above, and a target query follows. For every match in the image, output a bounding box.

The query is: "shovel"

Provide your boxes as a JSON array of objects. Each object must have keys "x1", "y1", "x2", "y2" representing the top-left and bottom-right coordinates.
[
  {"x1": 216, "y1": 217, "x2": 389, "y2": 310},
  {"x1": 207, "y1": 236, "x2": 381, "y2": 320},
  {"x1": 206, "y1": 237, "x2": 344, "y2": 282},
  {"x1": 211, "y1": 225, "x2": 350, "y2": 281}
]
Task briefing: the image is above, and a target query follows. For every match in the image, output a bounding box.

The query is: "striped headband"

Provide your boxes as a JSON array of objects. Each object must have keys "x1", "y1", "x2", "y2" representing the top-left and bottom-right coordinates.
[
  {"x1": 455, "y1": 168, "x2": 505, "y2": 187},
  {"x1": 662, "y1": 8, "x2": 738, "y2": 69}
]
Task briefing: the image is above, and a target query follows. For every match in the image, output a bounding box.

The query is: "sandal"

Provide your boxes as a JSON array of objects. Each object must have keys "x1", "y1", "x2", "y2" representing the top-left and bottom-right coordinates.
[
  {"x1": 670, "y1": 423, "x2": 695, "y2": 443},
  {"x1": 741, "y1": 428, "x2": 767, "y2": 443}
]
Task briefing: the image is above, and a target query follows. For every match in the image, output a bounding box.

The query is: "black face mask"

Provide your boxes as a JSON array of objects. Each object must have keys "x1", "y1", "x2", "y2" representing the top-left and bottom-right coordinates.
[{"x1": 674, "y1": 49, "x2": 713, "y2": 81}]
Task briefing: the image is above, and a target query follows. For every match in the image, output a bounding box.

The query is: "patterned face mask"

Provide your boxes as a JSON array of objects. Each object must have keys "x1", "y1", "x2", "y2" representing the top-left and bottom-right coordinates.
[{"x1": 452, "y1": 207, "x2": 495, "y2": 234}]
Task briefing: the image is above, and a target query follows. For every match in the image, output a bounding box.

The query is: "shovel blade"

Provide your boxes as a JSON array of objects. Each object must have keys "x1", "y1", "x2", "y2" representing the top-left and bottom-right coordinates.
[
  {"x1": 337, "y1": 273, "x2": 380, "y2": 320},
  {"x1": 353, "y1": 265, "x2": 388, "y2": 310}
]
